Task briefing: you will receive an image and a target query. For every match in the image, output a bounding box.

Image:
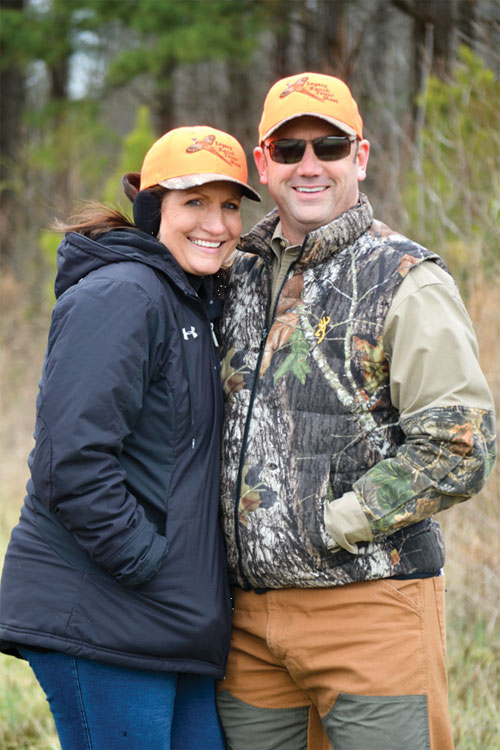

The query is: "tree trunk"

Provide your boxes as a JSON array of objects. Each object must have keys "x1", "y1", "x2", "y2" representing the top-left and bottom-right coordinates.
[
  {"x1": 153, "y1": 63, "x2": 176, "y2": 135},
  {"x1": 227, "y1": 61, "x2": 255, "y2": 154},
  {"x1": 0, "y1": 0, "x2": 26, "y2": 267},
  {"x1": 322, "y1": 0, "x2": 350, "y2": 76},
  {"x1": 270, "y1": 0, "x2": 293, "y2": 78},
  {"x1": 430, "y1": 0, "x2": 454, "y2": 79},
  {"x1": 457, "y1": 0, "x2": 478, "y2": 49}
]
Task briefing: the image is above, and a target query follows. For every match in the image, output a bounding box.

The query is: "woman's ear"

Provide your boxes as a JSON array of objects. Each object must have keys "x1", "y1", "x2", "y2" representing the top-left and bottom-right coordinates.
[{"x1": 133, "y1": 191, "x2": 162, "y2": 236}]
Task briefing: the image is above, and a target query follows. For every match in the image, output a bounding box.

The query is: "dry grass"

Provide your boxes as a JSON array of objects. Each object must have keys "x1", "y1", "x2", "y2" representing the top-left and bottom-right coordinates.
[
  {"x1": 439, "y1": 273, "x2": 499, "y2": 633},
  {"x1": 438, "y1": 275, "x2": 500, "y2": 748},
  {"x1": 0, "y1": 275, "x2": 58, "y2": 748},
  {"x1": 0, "y1": 272, "x2": 498, "y2": 748}
]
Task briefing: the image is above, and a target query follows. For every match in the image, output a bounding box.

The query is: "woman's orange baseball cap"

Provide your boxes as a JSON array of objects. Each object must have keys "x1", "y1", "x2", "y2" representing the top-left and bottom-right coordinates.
[
  {"x1": 258, "y1": 73, "x2": 363, "y2": 143},
  {"x1": 139, "y1": 125, "x2": 261, "y2": 201}
]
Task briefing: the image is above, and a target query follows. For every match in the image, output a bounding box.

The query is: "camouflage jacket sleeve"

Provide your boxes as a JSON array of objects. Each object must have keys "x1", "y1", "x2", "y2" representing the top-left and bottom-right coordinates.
[{"x1": 325, "y1": 262, "x2": 496, "y2": 547}]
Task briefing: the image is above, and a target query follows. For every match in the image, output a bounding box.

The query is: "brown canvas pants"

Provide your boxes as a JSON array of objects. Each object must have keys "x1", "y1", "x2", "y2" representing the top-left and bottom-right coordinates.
[{"x1": 217, "y1": 577, "x2": 454, "y2": 750}]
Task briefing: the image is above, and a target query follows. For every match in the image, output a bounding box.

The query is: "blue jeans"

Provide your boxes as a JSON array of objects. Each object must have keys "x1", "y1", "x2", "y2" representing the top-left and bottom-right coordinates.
[{"x1": 20, "y1": 648, "x2": 225, "y2": 749}]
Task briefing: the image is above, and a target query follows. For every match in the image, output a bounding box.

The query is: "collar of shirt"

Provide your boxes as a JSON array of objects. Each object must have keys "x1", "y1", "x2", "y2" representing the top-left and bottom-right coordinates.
[{"x1": 271, "y1": 221, "x2": 301, "y2": 261}]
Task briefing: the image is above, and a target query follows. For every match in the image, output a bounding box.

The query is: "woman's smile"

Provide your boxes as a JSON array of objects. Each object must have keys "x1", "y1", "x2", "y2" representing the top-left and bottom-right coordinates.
[{"x1": 158, "y1": 182, "x2": 242, "y2": 275}]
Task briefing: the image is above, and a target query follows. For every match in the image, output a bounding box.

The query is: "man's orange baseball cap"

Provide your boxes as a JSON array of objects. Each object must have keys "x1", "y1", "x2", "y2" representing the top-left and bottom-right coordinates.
[
  {"x1": 139, "y1": 125, "x2": 260, "y2": 201},
  {"x1": 258, "y1": 73, "x2": 363, "y2": 143}
]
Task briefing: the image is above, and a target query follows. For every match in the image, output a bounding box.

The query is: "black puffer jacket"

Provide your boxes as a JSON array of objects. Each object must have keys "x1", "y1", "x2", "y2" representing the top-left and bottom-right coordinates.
[{"x1": 0, "y1": 228, "x2": 231, "y2": 678}]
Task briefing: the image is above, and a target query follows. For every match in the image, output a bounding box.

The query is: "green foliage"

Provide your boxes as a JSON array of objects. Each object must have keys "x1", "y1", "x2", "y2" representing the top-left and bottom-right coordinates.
[
  {"x1": 402, "y1": 47, "x2": 500, "y2": 291},
  {"x1": 33, "y1": 105, "x2": 156, "y2": 298},
  {"x1": 368, "y1": 460, "x2": 414, "y2": 516},
  {"x1": 0, "y1": 0, "x2": 266, "y2": 84},
  {"x1": 24, "y1": 100, "x2": 116, "y2": 188},
  {"x1": 0, "y1": 0, "x2": 98, "y2": 72},
  {"x1": 103, "y1": 105, "x2": 156, "y2": 206},
  {"x1": 39, "y1": 230, "x2": 60, "y2": 305},
  {"x1": 104, "y1": 0, "x2": 265, "y2": 86},
  {"x1": 6, "y1": 99, "x2": 117, "y2": 303},
  {"x1": 273, "y1": 327, "x2": 311, "y2": 384},
  {"x1": 0, "y1": 9, "x2": 38, "y2": 69}
]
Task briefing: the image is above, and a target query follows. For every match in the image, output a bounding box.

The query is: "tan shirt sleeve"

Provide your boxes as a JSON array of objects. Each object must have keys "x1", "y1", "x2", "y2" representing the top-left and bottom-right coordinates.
[
  {"x1": 324, "y1": 260, "x2": 494, "y2": 552},
  {"x1": 384, "y1": 261, "x2": 493, "y2": 416}
]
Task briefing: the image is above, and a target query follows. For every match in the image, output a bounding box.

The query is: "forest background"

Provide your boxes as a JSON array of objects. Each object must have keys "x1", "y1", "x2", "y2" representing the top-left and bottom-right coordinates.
[{"x1": 0, "y1": 0, "x2": 499, "y2": 748}]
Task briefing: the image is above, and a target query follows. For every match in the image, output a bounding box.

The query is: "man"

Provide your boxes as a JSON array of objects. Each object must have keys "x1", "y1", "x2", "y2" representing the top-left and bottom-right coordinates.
[{"x1": 216, "y1": 73, "x2": 496, "y2": 750}]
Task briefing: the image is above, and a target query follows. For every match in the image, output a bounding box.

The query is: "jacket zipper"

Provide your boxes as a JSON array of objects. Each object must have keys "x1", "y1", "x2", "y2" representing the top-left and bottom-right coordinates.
[
  {"x1": 178, "y1": 290, "x2": 220, "y2": 451},
  {"x1": 232, "y1": 242, "x2": 305, "y2": 589}
]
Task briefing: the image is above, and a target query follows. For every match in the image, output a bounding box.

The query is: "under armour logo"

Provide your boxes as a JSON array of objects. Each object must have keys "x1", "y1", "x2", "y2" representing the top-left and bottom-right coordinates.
[{"x1": 182, "y1": 326, "x2": 198, "y2": 340}]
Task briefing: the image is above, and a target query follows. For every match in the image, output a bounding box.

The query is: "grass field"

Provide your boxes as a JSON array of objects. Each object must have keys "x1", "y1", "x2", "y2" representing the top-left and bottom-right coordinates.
[{"x1": 0, "y1": 273, "x2": 498, "y2": 749}]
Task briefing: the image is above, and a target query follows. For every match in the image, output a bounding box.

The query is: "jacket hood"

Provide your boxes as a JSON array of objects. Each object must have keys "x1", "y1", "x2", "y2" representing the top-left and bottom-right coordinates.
[{"x1": 54, "y1": 228, "x2": 196, "y2": 299}]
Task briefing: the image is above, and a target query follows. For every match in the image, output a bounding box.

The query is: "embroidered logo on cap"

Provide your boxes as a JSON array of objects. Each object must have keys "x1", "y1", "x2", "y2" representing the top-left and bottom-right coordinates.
[
  {"x1": 280, "y1": 75, "x2": 339, "y2": 104},
  {"x1": 186, "y1": 134, "x2": 240, "y2": 168}
]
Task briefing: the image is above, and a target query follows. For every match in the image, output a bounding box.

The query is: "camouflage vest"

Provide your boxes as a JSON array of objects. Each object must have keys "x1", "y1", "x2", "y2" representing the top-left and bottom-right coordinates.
[{"x1": 220, "y1": 195, "x2": 446, "y2": 589}]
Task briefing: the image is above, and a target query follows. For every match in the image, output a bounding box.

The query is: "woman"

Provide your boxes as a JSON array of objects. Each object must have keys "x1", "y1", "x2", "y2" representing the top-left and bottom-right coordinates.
[{"x1": 0, "y1": 125, "x2": 260, "y2": 749}]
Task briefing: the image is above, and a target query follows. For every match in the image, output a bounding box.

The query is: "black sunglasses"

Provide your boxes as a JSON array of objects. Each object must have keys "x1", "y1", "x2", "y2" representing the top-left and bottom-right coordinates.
[{"x1": 265, "y1": 135, "x2": 357, "y2": 164}]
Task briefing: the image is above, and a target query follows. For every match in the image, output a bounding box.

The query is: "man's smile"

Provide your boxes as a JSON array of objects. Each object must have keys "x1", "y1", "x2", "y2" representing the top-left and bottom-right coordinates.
[{"x1": 293, "y1": 186, "x2": 328, "y2": 193}]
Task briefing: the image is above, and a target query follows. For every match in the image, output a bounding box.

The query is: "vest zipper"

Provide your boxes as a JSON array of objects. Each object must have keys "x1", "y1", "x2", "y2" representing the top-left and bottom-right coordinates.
[
  {"x1": 233, "y1": 322, "x2": 268, "y2": 589},
  {"x1": 232, "y1": 241, "x2": 305, "y2": 589}
]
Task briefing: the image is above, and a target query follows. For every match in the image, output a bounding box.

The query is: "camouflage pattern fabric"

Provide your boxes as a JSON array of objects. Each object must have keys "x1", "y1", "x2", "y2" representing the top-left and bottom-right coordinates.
[{"x1": 220, "y1": 195, "x2": 496, "y2": 589}]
